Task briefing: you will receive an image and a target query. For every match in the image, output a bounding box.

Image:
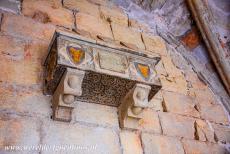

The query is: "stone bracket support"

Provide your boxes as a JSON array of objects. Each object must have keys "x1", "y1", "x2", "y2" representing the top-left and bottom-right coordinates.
[
  {"x1": 52, "y1": 68, "x2": 85, "y2": 122},
  {"x1": 118, "y1": 83, "x2": 151, "y2": 129}
]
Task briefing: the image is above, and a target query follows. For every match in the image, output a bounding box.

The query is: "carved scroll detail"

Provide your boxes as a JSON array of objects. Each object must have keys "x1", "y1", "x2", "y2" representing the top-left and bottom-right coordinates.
[
  {"x1": 52, "y1": 68, "x2": 85, "y2": 122},
  {"x1": 118, "y1": 84, "x2": 151, "y2": 128}
]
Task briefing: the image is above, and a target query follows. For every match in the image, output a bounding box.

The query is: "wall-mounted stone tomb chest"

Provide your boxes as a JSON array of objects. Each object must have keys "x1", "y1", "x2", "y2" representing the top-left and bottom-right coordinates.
[{"x1": 44, "y1": 31, "x2": 162, "y2": 129}]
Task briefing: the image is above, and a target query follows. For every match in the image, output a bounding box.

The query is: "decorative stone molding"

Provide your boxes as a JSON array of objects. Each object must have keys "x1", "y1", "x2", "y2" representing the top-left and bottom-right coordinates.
[{"x1": 44, "y1": 31, "x2": 162, "y2": 127}]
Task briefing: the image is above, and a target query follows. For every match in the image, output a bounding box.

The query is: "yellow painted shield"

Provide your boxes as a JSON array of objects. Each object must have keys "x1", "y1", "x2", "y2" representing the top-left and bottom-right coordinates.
[
  {"x1": 135, "y1": 63, "x2": 150, "y2": 80},
  {"x1": 67, "y1": 46, "x2": 85, "y2": 64}
]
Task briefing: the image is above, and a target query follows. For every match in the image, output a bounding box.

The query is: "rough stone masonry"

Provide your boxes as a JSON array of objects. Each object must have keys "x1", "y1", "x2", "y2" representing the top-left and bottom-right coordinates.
[{"x1": 0, "y1": 0, "x2": 229, "y2": 154}]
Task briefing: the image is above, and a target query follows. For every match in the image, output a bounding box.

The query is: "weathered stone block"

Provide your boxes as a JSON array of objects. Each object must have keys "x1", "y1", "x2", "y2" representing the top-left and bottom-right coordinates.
[
  {"x1": 195, "y1": 119, "x2": 215, "y2": 142},
  {"x1": 162, "y1": 90, "x2": 200, "y2": 117},
  {"x1": 0, "y1": 34, "x2": 25, "y2": 60},
  {"x1": 22, "y1": 0, "x2": 74, "y2": 29},
  {"x1": 141, "y1": 133, "x2": 184, "y2": 154},
  {"x1": 161, "y1": 56, "x2": 183, "y2": 77},
  {"x1": 195, "y1": 88, "x2": 218, "y2": 106},
  {"x1": 198, "y1": 104, "x2": 229, "y2": 125},
  {"x1": 155, "y1": 60, "x2": 167, "y2": 76},
  {"x1": 182, "y1": 139, "x2": 228, "y2": 154},
  {"x1": 73, "y1": 101, "x2": 119, "y2": 127},
  {"x1": 140, "y1": 109, "x2": 161, "y2": 133},
  {"x1": 100, "y1": 5, "x2": 128, "y2": 26},
  {"x1": 159, "y1": 76, "x2": 188, "y2": 95},
  {"x1": 0, "y1": 117, "x2": 40, "y2": 154},
  {"x1": 0, "y1": 36, "x2": 49, "y2": 86},
  {"x1": 64, "y1": 0, "x2": 100, "y2": 17},
  {"x1": 0, "y1": 84, "x2": 51, "y2": 118},
  {"x1": 185, "y1": 71, "x2": 207, "y2": 90},
  {"x1": 212, "y1": 123, "x2": 230, "y2": 143},
  {"x1": 159, "y1": 112, "x2": 195, "y2": 139},
  {"x1": 75, "y1": 12, "x2": 113, "y2": 41},
  {"x1": 148, "y1": 91, "x2": 162, "y2": 111},
  {"x1": 120, "y1": 130, "x2": 143, "y2": 154},
  {"x1": 123, "y1": 108, "x2": 161, "y2": 133},
  {"x1": 1, "y1": 14, "x2": 55, "y2": 41},
  {"x1": 88, "y1": 0, "x2": 109, "y2": 6},
  {"x1": 0, "y1": 55, "x2": 42, "y2": 86},
  {"x1": 142, "y1": 33, "x2": 167, "y2": 55},
  {"x1": 111, "y1": 23, "x2": 145, "y2": 50},
  {"x1": 42, "y1": 120, "x2": 121, "y2": 154},
  {"x1": 0, "y1": 0, "x2": 21, "y2": 14},
  {"x1": 128, "y1": 19, "x2": 150, "y2": 32}
]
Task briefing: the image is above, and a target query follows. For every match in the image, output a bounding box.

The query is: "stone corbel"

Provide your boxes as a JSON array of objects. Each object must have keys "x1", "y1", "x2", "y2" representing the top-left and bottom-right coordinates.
[
  {"x1": 118, "y1": 83, "x2": 151, "y2": 129},
  {"x1": 52, "y1": 68, "x2": 85, "y2": 122}
]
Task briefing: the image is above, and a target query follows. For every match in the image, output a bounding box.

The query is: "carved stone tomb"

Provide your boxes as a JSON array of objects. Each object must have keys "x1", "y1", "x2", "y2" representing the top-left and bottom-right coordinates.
[{"x1": 44, "y1": 31, "x2": 162, "y2": 128}]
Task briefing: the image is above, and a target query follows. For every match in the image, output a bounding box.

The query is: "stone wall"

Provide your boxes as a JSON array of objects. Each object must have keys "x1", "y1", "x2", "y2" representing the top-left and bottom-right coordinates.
[{"x1": 0, "y1": 0, "x2": 229, "y2": 154}]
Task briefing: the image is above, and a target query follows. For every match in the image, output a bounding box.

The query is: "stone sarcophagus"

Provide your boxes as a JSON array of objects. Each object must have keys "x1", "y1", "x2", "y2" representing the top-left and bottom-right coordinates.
[{"x1": 44, "y1": 31, "x2": 162, "y2": 128}]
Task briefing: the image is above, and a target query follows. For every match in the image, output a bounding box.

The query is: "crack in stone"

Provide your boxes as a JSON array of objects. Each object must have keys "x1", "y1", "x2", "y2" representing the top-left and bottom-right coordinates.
[
  {"x1": 139, "y1": 132, "x2": 146, "y2": 154},
  {"x1": 161, "y1": 99, "x2": 168, "y2": 112},
  {"x1": 194, "y1": 121, "x2": 199, "y2": 140},
  {"x1": 140, "y1": 33, "x2": 147, "y2": 50},
  {"x1": 0, "y1": 13, "x2": 3, "y2": 32}
]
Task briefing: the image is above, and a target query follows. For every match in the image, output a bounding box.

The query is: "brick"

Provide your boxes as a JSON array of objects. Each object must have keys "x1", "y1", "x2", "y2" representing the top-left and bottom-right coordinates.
[
  {"x1": 1, "y1": 14, "x2": 55, "y2": 41},
  {"x1": 42, "y1": 120, "x2": 121, "y2": 154},
  {"x1": 195, "y1": 119, "x2": 215, "y2": 142},
  {"x1": 142, "y1": 33, "x2": 167, "y2": 55},
  {"x1": 181, "y1": 27, "x2": 201, "y2": 50},
  {"x1": 22, "y1": 0, "x2": 74, "y2": 29},
  {"x1": 64, "y1": 0, "x2": 100, "y2": 17},
  {"x1": 162, "y1": 91, "x2": 200, "y2": 117},
  {"x1": 182, "y1": 139, "x2": 228, "y2": 154},
  {"x1": 159, "y1": 112, "x2": 195, "y2": 139},
  {"x1": 0, "y1": 0, "x2": 21, "y2": 14},
  {"x1": 0, "y1": 117, "x2": 40, "y2": 153},
  {"x1": 75, "y1": 12, "x2": 113, "y2": 41},
  {"x1": 120, "y1": 131, "x2": 143, "y2": 154},
  {"x1": 100, "y1": 5, "x2": 128, "y2": 26},
  {"x1": 141, "y1": 133, "x2": 184, "y2": 154},
  {"x1": 212, "y1": 123, "x2": 230, "y2": 143},
  {"x1": 72, "y1": 102, "x2": 119, "y2": 127},
  {"x1": 111, "y1": 23, "x2": 145, "y2": 50},
  {"x1": 198, "y1": 104, "x2": 229, "y2": 125},
  {"x1": 0, "y1": 37, "x2": 49, "y2": 86}
]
